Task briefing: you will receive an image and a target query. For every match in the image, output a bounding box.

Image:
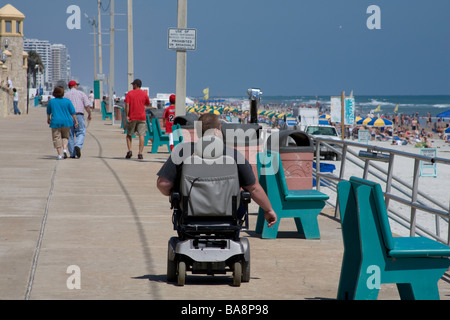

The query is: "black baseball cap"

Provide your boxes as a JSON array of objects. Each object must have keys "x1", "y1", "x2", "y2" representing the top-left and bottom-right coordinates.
[{"x1": 131, "y1": 79, "x2": 142, "y2": 87}]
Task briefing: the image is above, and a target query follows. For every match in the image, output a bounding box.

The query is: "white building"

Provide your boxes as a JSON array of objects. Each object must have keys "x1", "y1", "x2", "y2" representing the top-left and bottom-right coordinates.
[
  {"x1": 50, "y1": 44, "x2": 70, "y2": 87},
  {"x1": 23, "y1": 38, "x2": 50, "y2": 89}
]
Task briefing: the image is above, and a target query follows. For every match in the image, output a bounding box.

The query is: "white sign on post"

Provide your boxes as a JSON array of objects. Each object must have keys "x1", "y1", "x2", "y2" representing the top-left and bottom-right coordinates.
[
  {"x1": 330, "y1": 96, "x2": 356, "y2": 125},
  {"x1": 168, "y1": 28, "x2": 197, "y2": 51}
]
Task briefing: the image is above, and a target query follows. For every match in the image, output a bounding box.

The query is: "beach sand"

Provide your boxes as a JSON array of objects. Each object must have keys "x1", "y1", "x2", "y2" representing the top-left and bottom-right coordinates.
[{"x1": 320, "y1": 136, "x2": 450, "y2": 241}]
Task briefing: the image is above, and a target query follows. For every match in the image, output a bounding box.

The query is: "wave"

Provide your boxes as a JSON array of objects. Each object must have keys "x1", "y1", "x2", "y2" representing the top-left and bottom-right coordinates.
[
  {"x1": 358, "y1": 99, "x2": 396, "y2": 107},
  {"x1": 433, "y1": 104, "x2": 450, "y2": 108}
]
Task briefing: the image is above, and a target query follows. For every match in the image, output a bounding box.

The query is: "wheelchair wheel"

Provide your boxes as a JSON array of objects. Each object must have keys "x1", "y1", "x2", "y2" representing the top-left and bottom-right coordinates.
[
  {"x1": 242, "y1": 259, "x2": 250, "y2": 283},
  {"x1": 233, "y1": 262, "x2": 242, "y2": 287},
  {"x1": 177, "y1": 261, "x2": 186, "y2": 286},
  {"x1": 167, "y1": 257, "x2": 177, "y2": 282}
]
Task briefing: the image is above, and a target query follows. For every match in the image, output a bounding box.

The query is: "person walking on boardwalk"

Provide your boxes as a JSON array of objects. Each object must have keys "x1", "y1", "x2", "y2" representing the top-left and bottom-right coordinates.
[
  {"x1": 46, "y1": 86, "x2": 78, "y2": 160},
  {"x1": 124, "y1": 79, "x2": 151, "y2": 160},
  {"x1": 163, "y1": 94, "x2": 176, "y2": 152},
  {"x1": 65, "y1": 80, "x2": 92, "y2": 159}
]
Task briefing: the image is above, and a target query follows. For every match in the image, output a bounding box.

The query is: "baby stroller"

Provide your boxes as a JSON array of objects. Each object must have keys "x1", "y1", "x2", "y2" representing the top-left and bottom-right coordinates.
[{"x1": 166, "y1": 136, "x2": 251, "y2": 286}]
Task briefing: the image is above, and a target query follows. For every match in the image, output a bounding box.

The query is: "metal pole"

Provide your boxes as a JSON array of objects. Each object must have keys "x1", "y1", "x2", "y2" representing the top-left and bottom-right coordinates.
[
  {"x1": 127, "y1": 0, "x2": 134, "y2": 92},
  {"x1": 98, "y1": 0, "x2": 103, "y2": 107},
  {"x1": 93, "y1": 18, "x2": 98, "y2": 81},
  {"x1": 98, "y1": 0, "x2": 103, "y2": 76},
  {"x1": 175, "y1": 0, "x2": 187, "y2": 117},
  {"x1": 341, "y1": 91, "x2": 345, "y2": 141},
  {"x1": 109, "y1": 0, "x2": 116, "y2": 125}
]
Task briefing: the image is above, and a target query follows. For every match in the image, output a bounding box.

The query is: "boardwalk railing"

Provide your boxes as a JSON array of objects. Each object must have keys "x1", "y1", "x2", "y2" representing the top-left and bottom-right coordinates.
[{"x1": 312, "y1": 137, "x2": 450, "y2": 246}]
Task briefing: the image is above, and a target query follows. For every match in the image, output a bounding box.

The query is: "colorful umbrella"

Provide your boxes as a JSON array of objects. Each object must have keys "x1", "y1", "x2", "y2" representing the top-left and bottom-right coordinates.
[
  {"x1": 366, "y1": 118, "x2": 393, "y2": 126},
  {"x1": 319, "y1": 114, "x2": 331, "y2": 120},
  {"x1": 362, "y1": 117, "x2": 374, "y2": 125}
]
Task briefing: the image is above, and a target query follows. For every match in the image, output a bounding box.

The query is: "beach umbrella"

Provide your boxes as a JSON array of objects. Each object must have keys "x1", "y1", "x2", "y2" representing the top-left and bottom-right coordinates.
[
  {"x1": 209, "y1": 109, "x2": 221, "y2": 115},
  {"x1": 319, "y1": 114, "x2": 331, "y2": 120},
  {"x1": 355, "y1": 116, "x2": 363, "y2": 123},
  {"x1": 366, "y1": 118, "x2": 393, "y2": 126},
  {"x1": 437, "y1": 110, "x2": 450, "y2": 118},
  {"x1": 362, "y1": 117, "x2": 374, "y2": 125}
]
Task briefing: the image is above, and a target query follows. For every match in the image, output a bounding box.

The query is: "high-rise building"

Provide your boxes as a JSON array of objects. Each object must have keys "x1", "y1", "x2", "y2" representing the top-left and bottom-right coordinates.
[
  {"x1": 50, "y1": 44, "x2": 70, "y2": 88},
  {"x1": 23, "y1": 38, "x2": 50, "y2": 89}
]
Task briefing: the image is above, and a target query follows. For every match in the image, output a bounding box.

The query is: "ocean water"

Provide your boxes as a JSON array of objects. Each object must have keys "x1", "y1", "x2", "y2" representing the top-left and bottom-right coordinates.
[{"x1": 257, "y1": 95, "x2": 450, "y2": 118}]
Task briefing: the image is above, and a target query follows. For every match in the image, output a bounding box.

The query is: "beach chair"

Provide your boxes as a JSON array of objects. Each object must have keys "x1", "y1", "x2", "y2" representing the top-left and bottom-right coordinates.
[
  {"x1": 337, "y1": 177, "x2": 450, "y2": 300},
  {"x1": 144, "y1": 115, "x2": 154, "y2": 146},
  {"x1": 101, "y1": 101, "x2": 113, "y2": 120},
  {"x1": 151, "y1": 117, "x2": 170, "y2": 153},
  {"x1": 256, "y1": 151, "x2": 329, "y2": 239}
]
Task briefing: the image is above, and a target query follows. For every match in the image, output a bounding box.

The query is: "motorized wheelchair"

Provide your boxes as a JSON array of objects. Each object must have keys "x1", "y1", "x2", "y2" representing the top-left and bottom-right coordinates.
[{"x1": 166, "y1": 135, "x2": 251, "y2": 286}]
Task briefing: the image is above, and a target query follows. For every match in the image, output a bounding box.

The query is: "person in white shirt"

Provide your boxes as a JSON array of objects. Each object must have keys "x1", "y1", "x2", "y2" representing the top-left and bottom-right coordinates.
[
  {"x1": 64, "y1": 81, "x2": 92, "y2": 158},
  {"x1": 12, "y1": 88, "x2": 20, "y2": 115}
]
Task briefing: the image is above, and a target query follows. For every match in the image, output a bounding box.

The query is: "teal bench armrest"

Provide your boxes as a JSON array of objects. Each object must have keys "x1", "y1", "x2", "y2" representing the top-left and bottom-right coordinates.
[
  {"x1": 389, "y1": 237, "x2": 450, "y2": 258},
  {"x1": 284, "y1": 189, "x2": 329, "y2": 201}
]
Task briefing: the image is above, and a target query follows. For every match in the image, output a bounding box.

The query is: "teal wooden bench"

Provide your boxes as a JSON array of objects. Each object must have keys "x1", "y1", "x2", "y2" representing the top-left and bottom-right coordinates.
[
  {"x1": 256, "y1": 151, "x2": 329, "y2": 239},
  {"x1": 337, "y1": 176, "x2": 450, "y2": 300},
  {"x1": 144, "y1": 115, "x2": 154, "y2": 146},
  {"x1": 151, "y1": 117, "x2": 170, "y2": 153},
  {"x1": 121, "y1": 107, "x2": 126, "y2": 131},
  {"x1": 101, "y1": 101, "x2": 113, "y2": 120}
]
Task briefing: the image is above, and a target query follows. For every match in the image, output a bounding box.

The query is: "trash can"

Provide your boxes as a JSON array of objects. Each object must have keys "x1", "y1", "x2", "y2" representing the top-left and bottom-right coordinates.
[
  {"x1": 114, "y1": 106, "x2": 122, "y2": 121},
  {"x1": 222, "y1": 123, "x2": 262, "y2": 180},
  {"x1": 313, "y1": 162, "x2": 336, "y2": 187},
  {"x1": 174, "y1": 114, "x2": 199, "y2": 143},
  {"x1": 146, "y1": 108, "x2": 165, "y2": 130},
  {"x1": 267, "y1": 130, "x2": 315, "y2": 190}
]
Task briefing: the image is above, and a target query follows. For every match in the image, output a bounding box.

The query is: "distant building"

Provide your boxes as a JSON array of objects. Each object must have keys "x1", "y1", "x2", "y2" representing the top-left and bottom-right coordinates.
[
  {"x1": 23, "y1": 38, "x2": 50, "y2": 89},
  {"x1": 0, "y1": 4, "x2": 27, "y2": 117},
  {"x1": 50, "y1": 44, "x2": 71, "y2": 88}
]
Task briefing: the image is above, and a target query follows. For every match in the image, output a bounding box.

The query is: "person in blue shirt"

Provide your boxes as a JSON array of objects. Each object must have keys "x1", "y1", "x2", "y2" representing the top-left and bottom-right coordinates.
[{"x1": 46, "y1": 86, "x2": 78, "y2": 160}]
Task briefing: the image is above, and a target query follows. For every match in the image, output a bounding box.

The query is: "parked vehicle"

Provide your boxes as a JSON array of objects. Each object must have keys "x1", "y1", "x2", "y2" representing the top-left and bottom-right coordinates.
[{"x1": 305, "y1": 125, "x2": 341, "y2": 161}]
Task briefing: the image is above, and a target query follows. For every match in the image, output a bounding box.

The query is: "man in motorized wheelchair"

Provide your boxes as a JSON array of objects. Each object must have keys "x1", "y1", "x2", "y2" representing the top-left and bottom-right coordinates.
[{"x1": 156, "y1": 113, "x2": 277, "y2": 286}]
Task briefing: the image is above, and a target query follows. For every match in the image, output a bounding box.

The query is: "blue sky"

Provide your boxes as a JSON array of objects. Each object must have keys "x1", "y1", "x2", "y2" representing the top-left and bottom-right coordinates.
[{"x1": 13, "y1": 0, "x2": 450, "y2": 97}]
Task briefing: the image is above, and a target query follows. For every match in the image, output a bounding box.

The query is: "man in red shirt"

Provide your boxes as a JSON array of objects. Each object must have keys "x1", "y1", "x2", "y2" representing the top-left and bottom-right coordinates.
[
  {"x1": 163, "y1": 94, "x2": 176, "y2": 151},
  {"x1": 124, "y1": 79, "x2": 150, "y2": 159}
]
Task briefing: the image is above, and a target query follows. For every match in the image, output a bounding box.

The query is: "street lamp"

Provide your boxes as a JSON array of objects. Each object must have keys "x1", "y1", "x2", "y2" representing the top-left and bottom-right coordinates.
[{"x1": 84, "y1": 13, "x2": 98, "y2": 82}]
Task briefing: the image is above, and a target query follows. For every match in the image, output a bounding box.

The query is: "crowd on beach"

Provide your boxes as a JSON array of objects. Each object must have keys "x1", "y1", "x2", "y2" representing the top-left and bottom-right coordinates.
[
  {"x1": 188, "y1": 99, "x2": 450, "y2": 150},
  {"x1": 347, "y1": 112, "x2": 449, "y2": 148}
]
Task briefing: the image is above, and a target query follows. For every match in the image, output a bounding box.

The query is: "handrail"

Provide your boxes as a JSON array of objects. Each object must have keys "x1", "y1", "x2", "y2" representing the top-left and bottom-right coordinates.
[{"x1": 311, "y1": 137, "x2": 450, "y2": 246}]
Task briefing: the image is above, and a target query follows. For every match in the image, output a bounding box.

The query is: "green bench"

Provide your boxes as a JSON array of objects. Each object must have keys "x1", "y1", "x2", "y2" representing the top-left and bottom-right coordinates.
[
  {"x1": 144, "y1": 115, "x2": 154, "y2": 146},
  {"x1": 150, "y1": 117, "x2": 170, "y2": 153},
  {"x1": 256, "y1": 151, "x2": 329, "y2": 239},
  {"x1": 101, "y1": 101, "x2": 113, "y2": 120},
  {"x1": 337, "y1": 177, "x2": 450, "y2": 300}
]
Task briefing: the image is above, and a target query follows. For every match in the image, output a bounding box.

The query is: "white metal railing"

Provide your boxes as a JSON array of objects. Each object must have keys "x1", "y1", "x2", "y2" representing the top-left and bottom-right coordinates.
[{"x1": 312, "y1": 137, "x2": 450, "y2": 246}]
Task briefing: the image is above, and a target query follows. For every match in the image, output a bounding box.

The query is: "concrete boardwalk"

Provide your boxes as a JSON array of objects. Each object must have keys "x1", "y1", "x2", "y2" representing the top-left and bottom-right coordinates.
[{"x1": 0, "y1": 105, "x2": 449, "y2": 300}]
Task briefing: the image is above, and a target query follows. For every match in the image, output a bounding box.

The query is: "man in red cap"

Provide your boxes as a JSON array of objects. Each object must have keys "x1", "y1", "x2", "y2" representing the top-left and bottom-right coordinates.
[
  {"x1": 124, "y1": 79, "x2": 150, "y2": 159},
  {"x1": 163, "y1": 94, "x2": 176, "y2": 152},
  {"x1": 65, "y1": 80, "x2": 92, "y2": 159}
]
